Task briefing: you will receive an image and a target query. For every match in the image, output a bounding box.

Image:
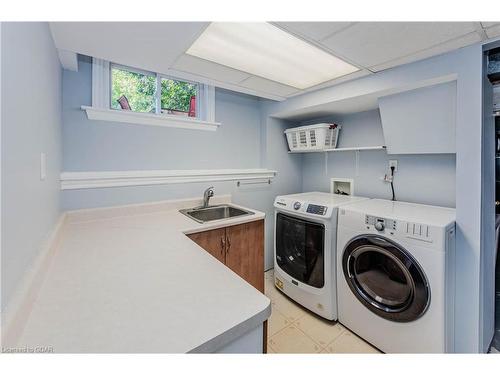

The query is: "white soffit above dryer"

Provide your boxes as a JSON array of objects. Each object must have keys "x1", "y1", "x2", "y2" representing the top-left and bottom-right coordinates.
[{"x1": 49, "y1": 22, "x2": 500, "y2": 101}]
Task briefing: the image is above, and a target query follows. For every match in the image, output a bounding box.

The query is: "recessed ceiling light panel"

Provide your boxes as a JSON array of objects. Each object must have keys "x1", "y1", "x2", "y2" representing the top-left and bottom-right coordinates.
[{"x1": 186, "y1": 22, "x2": 359, "y2": 90}]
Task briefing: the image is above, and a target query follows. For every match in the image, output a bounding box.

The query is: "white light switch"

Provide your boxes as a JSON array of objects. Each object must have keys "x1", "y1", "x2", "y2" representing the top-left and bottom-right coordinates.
[{"x1": 40, "y1": 153, "x2": 46, "y2": 181}]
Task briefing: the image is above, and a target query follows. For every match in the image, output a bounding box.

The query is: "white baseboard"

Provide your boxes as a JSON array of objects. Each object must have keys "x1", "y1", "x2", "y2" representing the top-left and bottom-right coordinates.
[{"x1": 1, "y1": 213, "x2": 67, "y2": 347}]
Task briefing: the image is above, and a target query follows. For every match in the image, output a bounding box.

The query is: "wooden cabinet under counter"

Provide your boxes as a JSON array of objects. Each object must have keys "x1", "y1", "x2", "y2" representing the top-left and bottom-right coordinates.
[{"x1": 187, "y1": 219, "x2": 267, "y2": 352}]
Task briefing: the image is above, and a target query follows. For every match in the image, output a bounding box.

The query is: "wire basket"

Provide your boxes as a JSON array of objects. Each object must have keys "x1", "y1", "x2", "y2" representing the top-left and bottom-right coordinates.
[{"x1": 285, "y1": 123, "x2": 341, "y2": 152}]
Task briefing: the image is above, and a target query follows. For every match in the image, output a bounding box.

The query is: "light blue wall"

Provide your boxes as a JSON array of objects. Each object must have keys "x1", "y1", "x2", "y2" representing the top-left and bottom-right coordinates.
[
  {"x1": 61, "y1": 57, "x2": 303, "y2": 269},
  {"x1": 301, "y1": 110, "x2": 456, "y2": 207},
  {"x1": 265, "y1": 44, "x2": 485, "y2": 353},
  {"x1": 61, "y1": 56, "x2": 265, "y2": 210},
  {"x1": 1, "y1": 23, "x2": 62, "y2": 311},
  {"x1": 62, "y1": 57, "x2": 261, "y2": 172}
]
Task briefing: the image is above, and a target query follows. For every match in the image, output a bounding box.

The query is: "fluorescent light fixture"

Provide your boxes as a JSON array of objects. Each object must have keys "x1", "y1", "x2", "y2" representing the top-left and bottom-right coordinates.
[{"x1": 186, "y1": 22, "x2": 359, "y2": 90}]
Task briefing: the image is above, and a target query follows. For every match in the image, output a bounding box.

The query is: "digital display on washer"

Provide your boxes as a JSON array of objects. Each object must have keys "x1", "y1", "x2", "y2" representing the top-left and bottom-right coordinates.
[{"x1": 306, "y1": 204, "x2": 327, "y2": 215}]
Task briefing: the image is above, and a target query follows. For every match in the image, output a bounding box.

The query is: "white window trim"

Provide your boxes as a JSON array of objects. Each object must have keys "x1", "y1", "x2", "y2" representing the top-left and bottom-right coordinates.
[
  {"x1": 86, "y1": 58, "x2": 218, "y2": 130},
  {"x1": 91, "y1": 58, "x2": 110, "y2": 108}
]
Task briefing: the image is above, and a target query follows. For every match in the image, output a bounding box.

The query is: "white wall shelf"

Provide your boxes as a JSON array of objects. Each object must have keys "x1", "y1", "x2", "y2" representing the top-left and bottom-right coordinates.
[
  {"x1": 81, "y1": 106, "x2": 221, "y2": 131},
  {"x1": 61, "y1": 169, "x2": 277, "y2": 190},
  {"x1": 288, "y1": 146, "x2": 386, "y2": 153}
]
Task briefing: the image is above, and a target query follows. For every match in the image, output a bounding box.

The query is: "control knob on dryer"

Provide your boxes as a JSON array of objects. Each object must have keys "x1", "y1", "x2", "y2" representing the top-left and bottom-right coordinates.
[
  {"x1": 293, "y1": 201, "x2": 301, "y2": 210},
  {"x1": 374, "y1": 221, "x2": 385, "y2": 231}
]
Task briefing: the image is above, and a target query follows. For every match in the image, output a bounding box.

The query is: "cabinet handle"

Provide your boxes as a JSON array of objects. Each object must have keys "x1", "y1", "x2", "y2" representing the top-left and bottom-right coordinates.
[
  {"x1": 226, "y1": 237, "x2": 231, "y2": 253},
  {"x1": 220, "y1": 237, "x2": 225, "y2": 255}
]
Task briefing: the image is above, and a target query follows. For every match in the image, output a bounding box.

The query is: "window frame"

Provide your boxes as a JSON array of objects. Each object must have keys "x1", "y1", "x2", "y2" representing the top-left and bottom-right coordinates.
[
  {"x1": 158, "y1": 73, "x2": 200, "y2": 118},
  {"x1": 109, "y1": 63, "x2": 158, "y2": 114},
  {"x1": 90, "y1": 57, "x2": 217, "y2": 129},
  {"x1": 109, "y1": 63, "x2": 200, "y2": 119}
]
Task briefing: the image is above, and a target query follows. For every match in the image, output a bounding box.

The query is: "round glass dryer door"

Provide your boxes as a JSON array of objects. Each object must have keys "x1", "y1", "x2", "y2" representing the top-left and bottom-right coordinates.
[{"x1": 342, "y1": 235, "x2": 430, "y2": 322}]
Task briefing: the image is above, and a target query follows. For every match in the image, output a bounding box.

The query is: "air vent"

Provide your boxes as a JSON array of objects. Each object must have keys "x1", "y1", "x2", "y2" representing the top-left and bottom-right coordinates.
[{"x1": 291, "y1": 133, "x2": 298, "y2": 148}]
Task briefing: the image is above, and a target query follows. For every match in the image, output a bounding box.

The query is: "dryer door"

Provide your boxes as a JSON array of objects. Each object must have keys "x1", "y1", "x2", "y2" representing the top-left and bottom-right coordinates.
[{"x1": 342, "y1": 235, "x2": 430, "y2": 322}]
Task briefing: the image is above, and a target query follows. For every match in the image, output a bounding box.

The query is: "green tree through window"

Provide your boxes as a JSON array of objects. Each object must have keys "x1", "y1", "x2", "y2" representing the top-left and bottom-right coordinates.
[
  {"x1": 111, "y1": 65, "x2": 198, "y2": 116},
  {"x1": 161, "y1": 78, "x2": 197, "y2": 113},
  {"x1": 111, "y1": 67, "x2": 156, "y2": 113}
]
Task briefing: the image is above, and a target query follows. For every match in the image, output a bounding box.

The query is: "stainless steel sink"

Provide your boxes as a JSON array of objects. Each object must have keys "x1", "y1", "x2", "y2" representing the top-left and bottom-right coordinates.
[{"x1": 180, "y1": 204, "x2": 254, "y2": 224}]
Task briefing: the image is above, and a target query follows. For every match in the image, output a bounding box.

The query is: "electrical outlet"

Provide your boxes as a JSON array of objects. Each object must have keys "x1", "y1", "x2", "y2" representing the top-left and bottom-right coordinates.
[{"x1": 389, "y1": 159, "x2": 398, "y2": 172}]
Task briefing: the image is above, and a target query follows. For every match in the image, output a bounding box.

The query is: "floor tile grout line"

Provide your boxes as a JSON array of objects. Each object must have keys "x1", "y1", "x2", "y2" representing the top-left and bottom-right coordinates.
[
  {"x1": 268, "y1": 326, "x2": 323, "y2": 354},
  {"x1": 325, "y1": 327, "x2": 381, "y2": 353},
  {"x1": 322, "y1": 327, "x2": 350, "y2": 349},
  {"x1": 268, "y1": 319, "x2": 295, "y2": 339},
  {"x1": 292, "y1": 321, "x2": 329, "y2": 350}
]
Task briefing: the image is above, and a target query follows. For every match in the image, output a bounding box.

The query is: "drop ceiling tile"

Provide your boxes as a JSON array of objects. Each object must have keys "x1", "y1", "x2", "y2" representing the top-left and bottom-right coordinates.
[
  {"x1": 239, "y1": 76, "x2": 299, "y2": 97},
  {"x1": 321, "y1": 22, "x2": 477, "y2": 68},
  {"x1": 486, "y1": 24, "x2": 500, "y2": 39},
  {"x1": 49, "y1": 22, "x2": 208, "y2": 73},
  {"x1": 172, "y1": 54, "x2": 251, "y2": 84},
  {"x1": 371, "y1": 32, "x2": 482, "y2": 72},
  {"x1": 274, "y1": 22, "x2": 353, "y2": 41},
  {"x1": 481, "y1": 22, "x2": 500, "y2": 28}
]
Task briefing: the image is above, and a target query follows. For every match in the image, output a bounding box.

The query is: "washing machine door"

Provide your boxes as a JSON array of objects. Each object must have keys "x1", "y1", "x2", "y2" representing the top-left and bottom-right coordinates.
[
  {"x1": 342, "y1": 235, "x2": 430, "y2": 322},
  {"x1": 275, "y1": 212, "x2": 325, "y2": 288}
]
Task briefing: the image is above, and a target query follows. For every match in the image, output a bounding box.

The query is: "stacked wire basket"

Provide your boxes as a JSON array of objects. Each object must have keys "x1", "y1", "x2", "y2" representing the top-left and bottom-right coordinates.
[{"x1": 285, "y1": 123, "x2": 341, "y2": 152}]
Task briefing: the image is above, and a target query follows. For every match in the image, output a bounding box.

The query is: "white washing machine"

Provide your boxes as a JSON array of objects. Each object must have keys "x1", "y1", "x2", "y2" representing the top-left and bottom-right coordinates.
[
  {"x1": 336, "y1": 199, "x2": 456, "y2": 353},
  {"x1": 273, "y1": 192, "x2": 369, "y2": 320}
]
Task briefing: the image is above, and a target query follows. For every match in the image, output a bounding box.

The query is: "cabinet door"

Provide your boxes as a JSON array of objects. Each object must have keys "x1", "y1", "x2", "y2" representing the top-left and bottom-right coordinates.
[
  {"x1": 187, "y1": 228, "x2": 226, "y2": 264},
  {"x1": 225, "y1": 220, "x2": 264, "y2": 293}
]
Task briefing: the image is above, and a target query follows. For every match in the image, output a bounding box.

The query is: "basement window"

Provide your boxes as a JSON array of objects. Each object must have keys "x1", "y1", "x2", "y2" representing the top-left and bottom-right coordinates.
[
  {"x1": 88, "y1": 58, "x2": 217, "y2": 128},
  {"x1": 160, "y1": 77, "x2": 198, "y2": 117},
  {"x1": 110, "y1": 64, "x2": 199, "y2": 118},
  {"x1": 111, "y1": 65, "x2": 157, "y2": 113}
]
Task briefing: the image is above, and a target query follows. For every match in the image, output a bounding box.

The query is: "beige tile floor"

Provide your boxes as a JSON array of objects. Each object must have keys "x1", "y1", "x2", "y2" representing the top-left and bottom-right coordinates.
[{"x1": 265, "y1": 269, "x2": 381, "y2": 354}]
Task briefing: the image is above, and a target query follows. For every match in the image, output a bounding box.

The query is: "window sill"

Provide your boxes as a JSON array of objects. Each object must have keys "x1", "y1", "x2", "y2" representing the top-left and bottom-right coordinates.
[{"x1": 81, "y1": 106, "x2": 220, "y2": 131}]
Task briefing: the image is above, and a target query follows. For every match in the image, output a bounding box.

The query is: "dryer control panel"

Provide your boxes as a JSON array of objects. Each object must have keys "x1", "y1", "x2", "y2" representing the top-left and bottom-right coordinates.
[
  {"x1": 365, "y1": 215, "x2": 397, "y2": 231},
  {"x1": 365, "y1": 215, "x2": 433, "y2": 243}
]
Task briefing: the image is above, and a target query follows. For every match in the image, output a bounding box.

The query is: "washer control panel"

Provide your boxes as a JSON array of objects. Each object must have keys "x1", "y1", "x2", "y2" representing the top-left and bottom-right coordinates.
[
  {"x1": 306, "y1": 204, "x2": 327, "y2": 216},
  {"x1": 273, "y1": 196, "x2": 334, "y2": 219},
  {"x1": 365, "y1": 215, "x2": 397, "y2": 231}
]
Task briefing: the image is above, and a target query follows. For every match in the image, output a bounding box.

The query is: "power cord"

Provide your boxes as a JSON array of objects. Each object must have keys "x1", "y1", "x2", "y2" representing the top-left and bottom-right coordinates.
[{"x1": 390, "y1": 166, "x2": 396, "y2": 201}]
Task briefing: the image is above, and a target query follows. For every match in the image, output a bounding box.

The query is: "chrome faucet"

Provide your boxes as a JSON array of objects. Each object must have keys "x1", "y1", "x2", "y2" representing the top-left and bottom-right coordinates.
[{"x1": 202, "y1": 186, "x2": 214, "y2": 208}]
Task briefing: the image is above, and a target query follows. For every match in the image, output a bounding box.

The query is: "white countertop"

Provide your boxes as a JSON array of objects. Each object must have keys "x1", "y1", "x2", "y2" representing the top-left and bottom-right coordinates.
[{"x1": 15, "y1": 197, "x2": 270, "y2": 353}]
